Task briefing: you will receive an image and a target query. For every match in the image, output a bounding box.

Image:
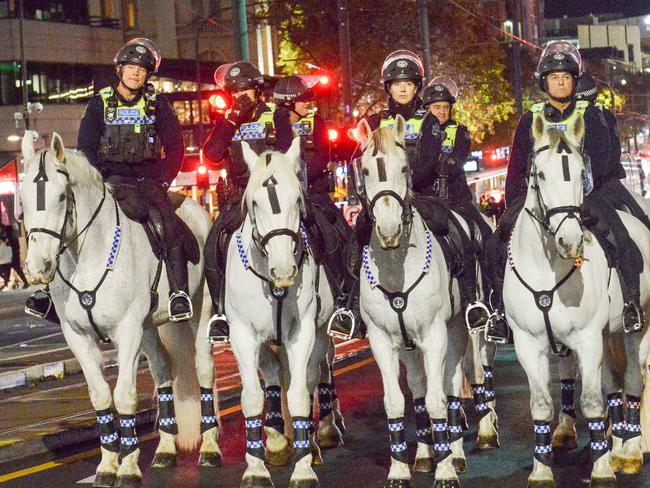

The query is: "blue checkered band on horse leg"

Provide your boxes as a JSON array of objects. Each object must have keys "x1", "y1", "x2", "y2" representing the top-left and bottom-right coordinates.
[
  {"x1": 293, "y1": 417, "x2": 312, "y2": 462},
  {"x1": 200, "y1": 387, "x2": 218, "y2": 433},
  {"x1": 533, "y1": 421, "x2": 552, "y2": 466},
  {"x1": 264, "y1": 385, "x2": 284, "y2": 434},
  {"x1": 245, "y1": 416, "x2": 265, "y2": 460},
  {"x1": 625, "y1": 395, "x2": 642, "y2": 440},
  {"x1": 119, "y1": 415, "x2": 138, "y2": 457},
  {"x1": 607, "y1": 392, "x2": 626, "y2": 439},
  {"x1": 96, "y1": 408, "x2": 119, "y2": 453},
  {"x1": 156, "y1": 386, "x2": 178, "y2": 435},
  {"x1": 587, "y1": 418, "x2": 608, "y2": 462},
  {"x1": 387, "y1": 417, "x2": 408, "y2": 463},
  {"x1": 560, "y1": 379, "x2": 577, "y2": 418},
  {"x1": 318, "y1": 383, "x2": 333, "y2": 421},
  {"x1": 447, "y1": 396, "x2": 464, "y2": 443},
  {"x1": 431, "y1": 418, "x2": 451, "y2": 462},
  {"x1": 413, "y1": 398, "x2": 434, "y2": 446}
]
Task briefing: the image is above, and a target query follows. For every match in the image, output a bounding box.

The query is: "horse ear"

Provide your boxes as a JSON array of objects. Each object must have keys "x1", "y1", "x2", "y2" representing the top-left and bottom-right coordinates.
[
  {"x1": 532, "y1": 114, "x2": 546, "y2": 145},
  {"x1": 357, "y1": 118, "x2": 372, "y2": 146},
  {"x1": 393, "y1": 114, "x2": 406, "y2": 141},
  {"x1": 21, "y1": 130, "x2": 37, "y2": 162},
  {"x1": 286, "y1": 136, "x2": 302, "y2": 172},
  {"x1": 51, "y1": 132, "x2": 65, "y2": 165},
  {"x1": 241, "y1": 141, "x2": 259, "y2": 172}
]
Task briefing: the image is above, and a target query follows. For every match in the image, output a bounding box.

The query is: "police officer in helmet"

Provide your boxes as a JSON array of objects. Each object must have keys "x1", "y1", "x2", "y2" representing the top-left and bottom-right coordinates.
[
  {"x1": 419, "y1": 76, "x2": 494, "y2": 330},
  {"x1": 485, "y1": 41, "x2": 646, "y2": 342},
  {"x1": 202, "y1": 61, "x2": 280, "y2": 343},
  {"x1": 26, "y1": 38, "x2": 192, "y2": 323}
]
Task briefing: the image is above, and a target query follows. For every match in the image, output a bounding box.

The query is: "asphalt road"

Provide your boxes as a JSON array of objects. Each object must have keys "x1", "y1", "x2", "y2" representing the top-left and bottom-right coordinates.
[{"x1": 1, "y1": 346, "x2": 648, "y2": 488}]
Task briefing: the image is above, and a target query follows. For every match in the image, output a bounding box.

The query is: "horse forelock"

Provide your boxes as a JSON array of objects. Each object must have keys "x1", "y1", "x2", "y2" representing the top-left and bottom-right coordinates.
[
  {"x1": 370, "y1": 126, "x2": 397, "y2": 156},
  {"x1": 244, "y1": 150, "x2": 303, "y2": 212}
]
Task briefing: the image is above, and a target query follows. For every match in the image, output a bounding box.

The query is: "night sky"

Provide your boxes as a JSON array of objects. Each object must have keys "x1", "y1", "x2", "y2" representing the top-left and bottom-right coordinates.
[{"x1": 545, "y1": 0, "x2": 650, "y2": 18}]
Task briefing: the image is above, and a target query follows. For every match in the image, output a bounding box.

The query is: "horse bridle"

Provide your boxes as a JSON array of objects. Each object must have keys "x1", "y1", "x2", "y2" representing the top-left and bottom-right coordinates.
[{"x1": 526, "y1": 143, "x2": 583, "y2": 237}]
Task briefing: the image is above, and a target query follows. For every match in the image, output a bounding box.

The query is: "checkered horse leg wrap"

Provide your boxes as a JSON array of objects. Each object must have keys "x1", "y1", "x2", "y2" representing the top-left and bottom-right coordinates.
[
  {"x1": 483, "y1": 365, "x2": 496, "y2": 403},
  {"x1": 293, "y1": 416, "x2": 312, "y2": 462},
  {"x1": 200, "y1": 387, "x2": 218, "y2": 433},
  {"x1": 607, "y1": 392, "x2": 626, "y2": 440},
  {"x1": 447, "y1": 396, "x2": 464, "y2": 443},
  {"x1": 413, "y1": 398, "x2": 433, "y2": 445},
  {"x1": 560, "y1": 379, "x2": 577, "y2": 418},
  {"x1": 245, "y1": 416, "x2": 265, "y2": 460},
  {"x1": 431, "y1": 418, "x2": 451, "y2": 462},
  {"x1": 387, "y1": 417, "x2": 408, "y2": 463},
  {"x1": 625, "y1": 395, "x2": 642, "y2": 441},
  {"x1": 471, "y1": 384, "x2": 490, "y2": 419},
  {"x1": 318, "y1": 383, "x2": 333, "y2": 421},
  {"x1": 119, "y1": 415, "x2": 138, "y2": 457},
  {"x1": 96, "y1": 409, "x2": 119, "y2": 453},
  {"x1": 533, "y1": 421, "x2": 552, "y2": 466},
  {"x1": 157, "y1": 386, "x2": 178, "y2": 435},
  {"x1": 588, "y1": 418, "x2": 608, "y2": 462},
  {"x1": 264, "y1": 386, "x2": 284, "y2": 434}
]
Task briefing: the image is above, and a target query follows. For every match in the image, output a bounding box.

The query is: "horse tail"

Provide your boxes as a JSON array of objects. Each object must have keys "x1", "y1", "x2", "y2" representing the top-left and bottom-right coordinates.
[{"x1": 158, "y1": 322, "x2": 202, "y2": 451}]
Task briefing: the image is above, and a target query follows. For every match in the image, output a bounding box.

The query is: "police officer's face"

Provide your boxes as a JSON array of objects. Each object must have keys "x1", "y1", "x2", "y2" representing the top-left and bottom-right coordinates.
[
  {"x1": 233, "y1": 89, "x2": 257, "y2": 103},
  {"x1": 429, "y1": 101, "x2": 451, "y2": 124},
  {"x1": 389, "y1": 80, "x2": 417, "y2": 105},
  {"x1": 547, "y1": 71, "x2": 574, "y2": 100},
  {"x1": 120, "y1": 63, "x2": 147, "y2": 90},
  {"x1": 294, "y1": 101, "x2": 311, "y2": 118}
]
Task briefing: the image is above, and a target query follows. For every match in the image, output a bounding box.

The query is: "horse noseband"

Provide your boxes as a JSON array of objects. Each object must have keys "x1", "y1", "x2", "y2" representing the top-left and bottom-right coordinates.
[
  {"x1": 543, "y1": 205, "x2": 582, "y2": 236},
  {"x1": 257, "y1": 228, "x2": 302, "y2": 258}
]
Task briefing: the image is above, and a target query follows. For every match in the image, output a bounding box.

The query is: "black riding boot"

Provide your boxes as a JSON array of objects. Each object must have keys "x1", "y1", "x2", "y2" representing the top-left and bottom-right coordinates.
[
  {"x1": 25, "y1": 287, "x2": 60, "y2": 324},
  {"x1": 484, "y1": 235, "x2": 511, "y2": 344},
  {"x1": 166, "y1": 245, "x2": 193, "y2": 322},
  {"x1": 206, "y1": 265, "x2": 230, "y2": 344}
]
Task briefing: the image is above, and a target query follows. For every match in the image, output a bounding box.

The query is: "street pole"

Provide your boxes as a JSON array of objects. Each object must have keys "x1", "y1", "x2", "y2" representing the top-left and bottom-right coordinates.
[
  {"x1": 337, "y1": 0, "x2": 353, "y2": 123},
  {"x1": 18, "y1": 0, "x2": 29, "y2": 130},
  {"x1": 512, "y1": 0, "x2": 523, "y2": 117},
  {"x1": 232, "y1": 0, "x2": 249, "y2": 60},
  {"x1": 195, "y1": 18, "x2": 208, "y2": 148},
  {"x1": 417, "y1": 0, "x2": 432, "y2": 79}
]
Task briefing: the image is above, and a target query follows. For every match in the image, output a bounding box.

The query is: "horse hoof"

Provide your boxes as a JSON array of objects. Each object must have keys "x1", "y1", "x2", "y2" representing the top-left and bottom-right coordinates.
[
  {"x1": 477, "y1": 433, "x2": 500, "y2": 449},
  {"x1": 198, "y1": 451, "x2": 223, "y2": 468},
  {"x1": 621, "y1": 457, "x2": 643, "y2": 475},
  {"x1": 266, "y1": 444, "x2": 293, "y2": 467},
  {"x1": 452, "y1": 457, "x2": 467, "y2": 474},
  {"x1": 527, "y1": 481, "x2": 555, "y2": 488},
  {"x1": 589, "y1": 478, "x2": 617, "y2": 488},
  {"x1": 116, "y1": 475, "x2": 142, "y2": 488},
  {"x1": 288, "y1": 479, "x2": 320, "y2": 488},
  {"x1": 385, "y1": 479, "x2": 411, "y2": 488},
  {"x1": 433, "y1": 480, "x2": 461, "y2": 488},
  {"x1": 93, "y1": 472, "x2": 117, "y2": 488},
  {"x1": 318, "y1": 426, "x2": 344, "y2": 449},
  {"x1": 240, "y1": 476, "x2": 275, "y2": 488},
  {"x1": 413, "y1": 457, "x2": 435, "y2": 473},
  {"x1": 151, "y1": 452, "x2": 176, "y2": 468},
  {"x1": 551, "y1": 435, "x2": 577, "y2": 451},
  {"x1": 609, "y1": 455, "x2": 623, "y2": 473},
  {"x1": 311, "y1": 448, "x2": 324, "y2": 466}
]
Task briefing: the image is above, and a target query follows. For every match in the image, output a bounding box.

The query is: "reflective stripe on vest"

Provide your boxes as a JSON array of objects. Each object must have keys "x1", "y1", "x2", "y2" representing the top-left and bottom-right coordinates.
[
  {"x1": 100, "y1": 87, "x2": 156, "y2": 126},
  {"x1": 531, "y1": 100, "x2": 588, "y2": 134},
  {"x1": 292, "y1": 113, "x2": 315, "y2": 136},
  {"x1": 379, "y1": 116, "x2": 424, "y2": 140},
  {"x1": 441, "y1": 124, "x2": 459, "y2": 154},
  {"x1": 232, "y1": 103, "x2": 276, "y2": 142}
]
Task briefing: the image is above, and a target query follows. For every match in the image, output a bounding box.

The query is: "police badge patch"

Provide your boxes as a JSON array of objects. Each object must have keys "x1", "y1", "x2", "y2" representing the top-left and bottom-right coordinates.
[
  {"x1": 396, "y1": 60, "x2": 408, "y2": 68},
  {"x1": 435, "y1": 85, "x2": 444, "y2": 91},
  {"x1": 230, "y1": 67, "x2": 241, "y2": 76},
  {"x1": 136, "y1": 46, "x2": 146, "y2": 53},
  {"x1": 553, "y1": 53, "x2": 565, "y2": 60}
]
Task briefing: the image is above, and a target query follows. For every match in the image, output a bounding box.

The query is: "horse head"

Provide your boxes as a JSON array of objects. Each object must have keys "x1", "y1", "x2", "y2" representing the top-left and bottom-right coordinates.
[
  {"x1": 355, "y1": 114, "x2": 411, "y2": 249},
  {"x1": 242, "y1": 137, "x2": 305, "y2": 288},
  {"x1": 530, "y1": 113, "x2": 587, "y2": 259},
  {"x1": 21, "y1": 132, "x2": 73, "y2": 283}
]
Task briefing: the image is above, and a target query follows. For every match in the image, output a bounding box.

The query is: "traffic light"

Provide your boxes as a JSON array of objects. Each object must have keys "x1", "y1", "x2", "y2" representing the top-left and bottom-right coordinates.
[
  {"x1": 328, "y1": 128, "x2": 339, "y2": 142},
  {"x1": 204, "y1": 90, "x2": 230, "y2": 119},
  {"x1": 196, "y1": 162, "x2": 209, "y2": 188}
]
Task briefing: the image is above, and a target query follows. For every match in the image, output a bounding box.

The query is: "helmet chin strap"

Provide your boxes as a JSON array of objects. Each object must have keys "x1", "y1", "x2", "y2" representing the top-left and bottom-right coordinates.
[
  {"x1": 116, "y1": 66, "x2": 147, "y2": 97},
  {"x1": 549, "y1": 93, "x2": 574, "y2": 104}
]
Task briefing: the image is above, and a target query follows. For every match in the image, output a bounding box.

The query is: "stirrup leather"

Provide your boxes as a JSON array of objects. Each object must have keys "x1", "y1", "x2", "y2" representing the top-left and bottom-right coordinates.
[
  {"x1": 327, "y1": 308, "x2": 357, "y2": 341},
  {"x1": 484, "y1": 312, "x2": 509, "y2": 345},
  {"x1": 465, "y1": 301, "x2": 491, "y2": 334},
  {"x1": 207, "y1": 314, "x2": 231, "y2": 344},
  {"x1": 168, "y1": 290, "x2": 193, "y2": 322},
  {"x1": 25, "y1": 291, "x2": 53, "y2": 320}
]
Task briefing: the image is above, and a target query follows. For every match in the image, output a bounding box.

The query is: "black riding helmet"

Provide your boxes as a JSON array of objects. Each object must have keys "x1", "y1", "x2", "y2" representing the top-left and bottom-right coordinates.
[
  {"x1": 422, "y1": 76, "x2": 459, "y2": 107},
  {"x1": 536, "y1": 40, "x2": 582, "y2": 92},
  {"x1": 381, "y1": 50, "x2": 425, "y2": 93},
  {"x1": 214, "y1": 61, "x2": 265, "y2": 94},
  {"x1": 575, "y1": 74, "x2": 598, "y2": 103},
  {"x1": 114, "y1": 38, "x2": 161, "y2": 74},
  {"x1": 273, "y1": 75, "x2": 313, "y2": 108}
]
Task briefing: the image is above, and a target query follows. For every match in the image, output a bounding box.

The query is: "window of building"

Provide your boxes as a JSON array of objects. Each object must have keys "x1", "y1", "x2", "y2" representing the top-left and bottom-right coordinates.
[
  {"x1": 101, "y1": 0, "x2": 114, "y2": 19},
  {"x1": 124, "y1": 0, "x2": 136, "y2": 28},
  {"x1": 0, "y1": 1, "x2": 89, "y2": 24}
]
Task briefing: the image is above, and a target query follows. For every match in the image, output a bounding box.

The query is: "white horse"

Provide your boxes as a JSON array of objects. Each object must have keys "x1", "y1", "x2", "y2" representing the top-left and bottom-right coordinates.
[
  {"x1": 20, "y1": 132, "x2": 221, "y2": 487},
  {"x1": 502, "y1": 117, "x2": 650, "y2": 487},
  {"x1": 353, "y1": 115, "x2": 464, "y2": 486},
  {"x1": 225, "y1": 138, "x2": 330, "y2": 487}
]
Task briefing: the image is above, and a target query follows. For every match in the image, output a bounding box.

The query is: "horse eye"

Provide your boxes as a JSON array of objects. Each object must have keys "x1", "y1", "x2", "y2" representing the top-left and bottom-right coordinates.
[
  {"x1": 401, "y1": 166, "x2": 408, "y2": 173},
  {"x1": 59, "y1": 194, "x2": 65, "y2": 202},
  {"x1": 362, "y1": 168, "x2": 369, "y2": 176}
]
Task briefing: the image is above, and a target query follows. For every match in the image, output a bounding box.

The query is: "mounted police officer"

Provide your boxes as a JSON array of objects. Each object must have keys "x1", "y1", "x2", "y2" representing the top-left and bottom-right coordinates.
[
  {"x1": 485, "y1": 41, "x2": 646, "y2": 343},
  {"x1": 202, "y1": 61, "x2": 279, "y2": 343},
  {"x1": 273, "y1": 74, "x2": 351, "y2": 301},
  {"x1": 419, "y1": 76, "x2": 493, "y2": 330},
  {"x1": 25, "y1": 38, "x2": 192, "y2": 323}
]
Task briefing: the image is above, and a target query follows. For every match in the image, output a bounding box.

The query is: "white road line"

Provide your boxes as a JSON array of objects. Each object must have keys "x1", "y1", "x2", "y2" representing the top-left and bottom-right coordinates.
[
  {"x1": 0, "y1": 332, "x2": 64, "y2": 351},
  {"x1": 76, "y1": 474, "x2": 96, "y2": 484}
]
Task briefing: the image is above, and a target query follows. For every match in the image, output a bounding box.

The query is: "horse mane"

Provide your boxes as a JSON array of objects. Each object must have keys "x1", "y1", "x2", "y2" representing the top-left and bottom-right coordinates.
[
  {"x1": 368, "y1": 125, "x2": 398, "y2": 156},
  {"x1": 243, "y1": 150, "x2": 304, "y2": 211},
  {"x1": 59, "y1": 149, "x2": 104, "y2": 189}
]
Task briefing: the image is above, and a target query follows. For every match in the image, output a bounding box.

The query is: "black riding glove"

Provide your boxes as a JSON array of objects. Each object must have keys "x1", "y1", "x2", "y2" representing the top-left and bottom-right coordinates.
[{"x1": 227, "y1": 95, "x2": 256, "y2": 126}]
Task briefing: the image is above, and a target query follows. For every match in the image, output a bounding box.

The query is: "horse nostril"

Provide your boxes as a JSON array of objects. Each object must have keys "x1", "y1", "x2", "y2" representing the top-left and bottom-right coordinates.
[{"x1": 270, "y1": 268, "x2": 278, "y2": 280}]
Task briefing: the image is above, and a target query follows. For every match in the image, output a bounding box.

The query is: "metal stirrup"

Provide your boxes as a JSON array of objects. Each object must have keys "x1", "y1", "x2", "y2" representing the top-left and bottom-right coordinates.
[
  {"x1": 207, "y1": 314, "x2": 230, "y2": 344},
  {"x1": 465, "y1": 301, "x2": 491, "y2": 334},
  {"x1": 168, "y1": 290, "x2": 193, "y2": 322},
  {"x1": 327, "y1": 308, "x2": 357, "y2": 341}
]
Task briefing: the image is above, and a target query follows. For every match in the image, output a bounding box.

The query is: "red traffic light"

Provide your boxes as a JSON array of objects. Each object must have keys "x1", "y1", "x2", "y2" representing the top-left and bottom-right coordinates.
[
  {"x1": 319, "y1": 75, "x2": 330, "y2": 86},
  {"x1": 328, "y1": 129, "x2": 339, "y2": 142},
  {"x1": 209, "y1": 94, "x2": 228, "y2": 110},
  {"x1": 197, "y1": 165, "x2": 208, "y2": 175}
]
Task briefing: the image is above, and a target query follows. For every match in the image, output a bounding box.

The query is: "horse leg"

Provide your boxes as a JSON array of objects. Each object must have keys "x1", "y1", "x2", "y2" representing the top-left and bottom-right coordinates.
[
  {"x1": 326, "y1": 338, "x2": 346, "y2": 434},
  {"x1": 512, "y1": 330, "x2": 554, "y2": 487},
  {"x1": 401, "y1": 349, "x2": 434, "y2": 473},
  {"x1": 194, "y1": 308, "x2": 223, "y2": 468},
  {"x1": 285, "y1": 317, "x2": 319, "y2": 488},
  {"x1": 61, "y1": 324, "x2": 118, "y2": 488},
  {"x1": 551, "y1": 353, "x2": 578, "y2": 451},
  {"x1": 420, "y1": 318, "x2": 459, "y2": 486},
  {"x1": 113, "y1": 325, "x2": 145, "y2": 487},
  {"x1": 572, "y1": 335, "x2": 616, "y2": 486},
  {"x1": 313, "y1": 331, "x2": 343, "y2": 451},
  {"x1": 617, "y1": 331, "x2": 649, "y2": 475},
  {"x1": 443, "y1": 322, "x2": 470, "y2": 473},
  {"x1": 367, "y1": 325, "x2": 411, "y2": 487},
  {"x1": 259, "y1": 343, "x2": 292, "y2": 467},
  {"x1": 601, "y1": 344, "x2": 625, "y2": 473},
  {"x1": 480, "y1": 336, "x2": 499, "y2": 426},
  {"x1": 140, "y1": 328, "x2": 177, "y2": 469}
]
